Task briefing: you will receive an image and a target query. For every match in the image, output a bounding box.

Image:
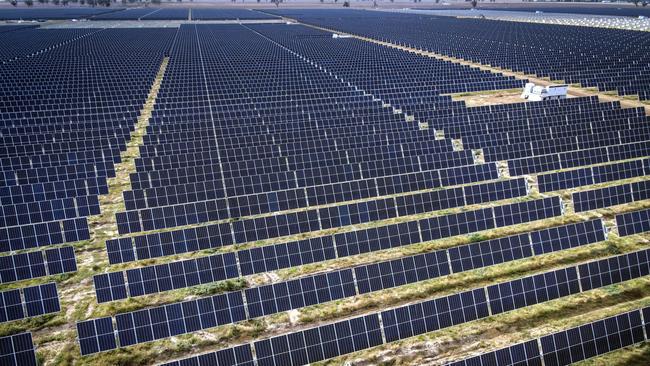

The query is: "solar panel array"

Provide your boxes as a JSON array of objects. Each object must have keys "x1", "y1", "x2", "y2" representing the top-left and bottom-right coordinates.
[
  {"x1": 90, "y1": 8, "x2": 158, "y2": 21},
  {"x1": 111, "y1": 247, "x2": 650, "y2": 365},
  {"x1": 0, "y1": 25, "x2": 38, "y2": 34},
  {"x1": 141, "y1": 8, "x2": 189, "y2": 21},
  {"x1": 2, "y1": 11, "x2": 648, "y2": 366},
  {"x1": 0, "y1": 23, "x2": 182, "y2": 364},
  {"x1": 268, "y1": 9, "x2": 650, "y2": 101},
  {"x1": 75, "y1": 22, "x2": 649, "y2": 364}
]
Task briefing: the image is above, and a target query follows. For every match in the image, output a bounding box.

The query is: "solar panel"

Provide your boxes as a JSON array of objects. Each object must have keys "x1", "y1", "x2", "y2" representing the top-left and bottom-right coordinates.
[
  {"x1": 487, "y1": 268, "x2": 580, "y2": 315},
  {"x1": 93, "y1": 272, "x2": 128, "y2": 303},
  {"x1": 115, "y1": 292, "x2": 246, "y2": 347},
  {"x1": 238, "y1": 236, "x2": 336, "y2": 276},
  {"x1": 420, "y1": 207, "x2": 495, "y2": 241},
  {"x1": 537, "y1": 167, "x2": 594, "y2": 193},
  {"x1": 381, "y1": 289, "x2": 489, "y2": 342},
  {"x1": 77, "y1": 317, "x2": 117, "y2": 356},
  {"x1": 159, "y1": 344, "x2": 254, "y2": 366},
  {"x1": 578, "y1": 249, "x2": 650, "y2": 291},
  {"x1": 254, "y1": 314, "x2": 383, "y2": 366},
  {"x1": 0, "y1": 217, "x2": 89, "y2": 253},
  {"x1": 246, "y1": 269, "x2": 356, "y2": 318},
  {"x1": 493, "y1": 197, "x2": 563, "y2": 227},
  {"x1": 530, "y1": 219, "x2": 606, "y2": 255},
  {"x1": 1, "y1": 283, "x2": 59, "y2": 322},
  {"x1": 0, "y1": 332, "x2": 37, "y2": 366},
  {"x1": 541, "y1": 310, "x2": 644, "y2": 366},
  {"x1": 124, "y1": 253, "x2": 239, "y2": 298},
  {"x1": 0, "y1": 195, "x2": 100, "y2": 227},
  {"x1": 572, "y1": 184, "x2": 633, "y2": 212},
  {"x1": 105, "y1": 237, "x2": 136, "y2": 265},
  {"x1": 463, "y1": 178, "x2": 528, "y2": 206},
  {"x1": 354, "y1": 250, "x2": 449, "y2": 294},
  {"x1": 0, "y1": 289, "x2": 24, "y2": 323},
  {"x1": 447, "y1": 340, "x2": 542, "y2": 366},
  {"x1": 23, "y1": 282, "x2": 60, "y2": 317},
  {"x1": 448, "y1": 233, "x2": 532, "y2": 273},
  {"x1": 334, "y1": 221, "x2": 421, "y2": 258},
  {"x1": 616, "y1": 208, "x2": 650, "y2": 237},
  {"x1": 44, "y1": 246, "x2": 77, "y2": 275},
  {"x1": 0, "y1": 251, "x2": 46, "y2": 284}
]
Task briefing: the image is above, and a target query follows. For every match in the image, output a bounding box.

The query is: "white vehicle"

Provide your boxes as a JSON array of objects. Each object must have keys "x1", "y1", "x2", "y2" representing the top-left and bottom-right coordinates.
[{"x1": 521, "y1": 83, "x2": 568, "y2": 102}]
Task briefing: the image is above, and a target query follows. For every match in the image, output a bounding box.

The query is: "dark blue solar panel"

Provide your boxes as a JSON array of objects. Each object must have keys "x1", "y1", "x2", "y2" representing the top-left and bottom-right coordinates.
[
  {"x1": 94, "y1": 272, "x2": 127, "y2": 303},
  {"x1": 531, "y1": 219, "x2": 605, "y2": 255},
  {"x1": 448, "y1": 233, "x2": 531, "y2": 273},
  {"x1": 23, "y1": 282, "x2": 60, "y2": 317},
  {"x1": 616, "y1": 208, "x2": 650, "y2": 237},
  {"x1": 0, "y1": 289, "x2": 24, "y2": 323},
  {"x1": 448, "y1": 340, "x2": 542, "y2": 366},
  {"x1": 77, "y1": 317, "x2": 117, "y2": 356},
  {"x1": 541, "y1": 310, "x2": 644, "y2": 366},
  {"x1": 487, "y1": 268, "x2": 580, "y2": 315},
  {"x1": 578, "y1": 249, "x2": 650, "y2": 291},
  {"x1": 0, "y1": 332, "x2": 37, "y2": 366}
]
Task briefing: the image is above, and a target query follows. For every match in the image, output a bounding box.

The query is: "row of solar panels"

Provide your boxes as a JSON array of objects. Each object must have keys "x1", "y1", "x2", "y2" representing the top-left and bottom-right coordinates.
[
  {"x1": 77, "y1": 246, "x2": 650, "y2": 362},
  {"x1": 573, "y1": 180, "x2": 650, "y2": 212},
  {"x1": 508, "y1": 139, "x2": 650, "y2": 176},
  {"x1": 0, "y1": 217, "x2": 89, "y2": 253}
]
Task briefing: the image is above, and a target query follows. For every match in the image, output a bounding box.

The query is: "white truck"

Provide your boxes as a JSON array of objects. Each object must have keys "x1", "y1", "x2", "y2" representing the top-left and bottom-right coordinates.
[{"x1": 521, "y1": 83, "x2": 568, "y2": 101}]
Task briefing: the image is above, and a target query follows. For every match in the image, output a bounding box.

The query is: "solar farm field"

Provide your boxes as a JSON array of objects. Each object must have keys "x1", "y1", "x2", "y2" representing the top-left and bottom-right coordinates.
[{"x1": 1, "y1": 6, "x2": 650, "y2": 366}]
